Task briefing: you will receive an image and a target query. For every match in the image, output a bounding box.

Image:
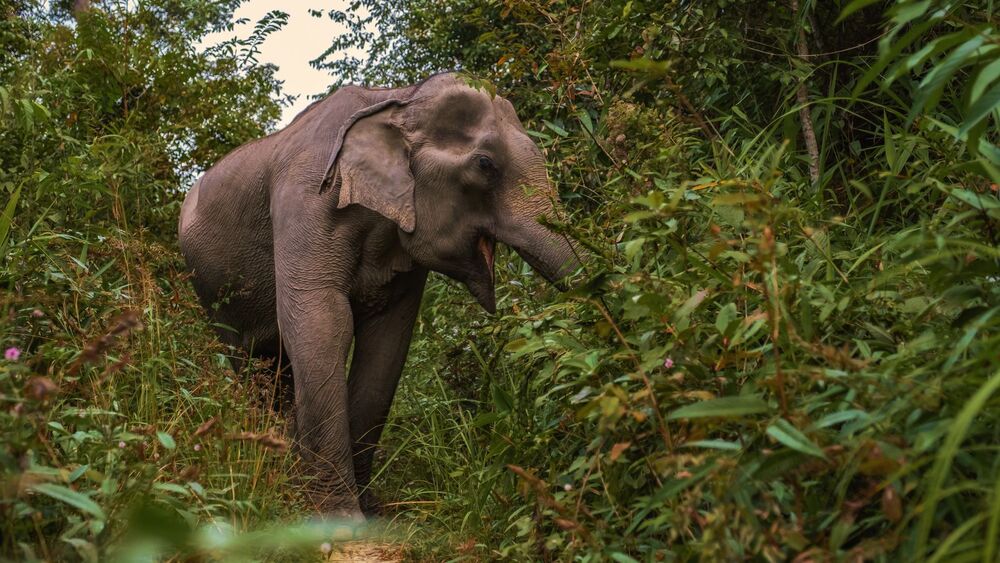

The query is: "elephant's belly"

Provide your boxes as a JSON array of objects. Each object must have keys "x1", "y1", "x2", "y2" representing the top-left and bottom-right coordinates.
[
  {"x1": 203, "y1": 256, "x2": 279, "y2": 355},
  {"x1": 212, "y1": 261, "x2": 280, "y2": 355}
]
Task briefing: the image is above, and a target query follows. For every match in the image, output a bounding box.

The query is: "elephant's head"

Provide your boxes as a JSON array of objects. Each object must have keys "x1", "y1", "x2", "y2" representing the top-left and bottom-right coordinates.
[{"x1": 324, "y1": 73, "x2": 580, "y2": 312}]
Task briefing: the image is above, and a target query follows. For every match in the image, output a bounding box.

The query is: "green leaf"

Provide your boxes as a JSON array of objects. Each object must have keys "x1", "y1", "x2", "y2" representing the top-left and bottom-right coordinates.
[
  {"x1": 624, "y1": 237, "x2": 645, "y2": 259},
  {"x1": 30, "y1": 483, "x2": 106, "y2": 520},
  {"x1": 944, "y1": 306, "x2": 998, "y2": 369},
  {"x1": 958, "y1": 80, "x2": 1000, "y2": 138},
  {"x1": 577, "y1": 110, "x2": 593, "y2": 134},
  {"x1": 715, "y1": 302, "x2": 737, "y2": 337},
  {"x1": 626, "y1": 464, "x2": 713, "y2": 534},
  {"x1": 914, "y1": 371, "x2": 1000, "y2": 557},
  {"x1": 888, "y1": 0, "x2": 931, "y2": 26},
  {"x1": 542, "y1": 119, "x2": 568, "y2": 137},
  {"x1": 62, "y1": 538, "x2": 98, "y2": 563},
  {"x1": 153, "y1": 482, "x2": 191, "y2": 496},
  {"x1": 883, "y1": 112, "x2": 897, "y2": 173},
  {"x1": 671, "y1": 289, "x2": 708, "y2": 326},
  {"x1": 924, "y1": 115, "x2": 1000, "y2": 164},
  {"x1": 667, "y1": 395, "x2": 769, "y2": 420},
  {"x1": 985, "y1": 466, "x2": 1000, "y2": 563},
  {"x1": 157, "y1": 431, "x2": 176, "y2": 450},
  {"x1": 909, "y1": 34, "x2": 987, "y2": 124},
  {"x1": 610, "y1": 58, "x2": 672, "y2": 77},
  {"x1": 68, "y1": 464, "x2": 90, "y2": 483},
  {"x1": 837, "y1": 0, "x2": 884, "y2": 23},
  {"x1": 623, "y1": 210, "x2": 657, "y2": 223},
  {"x1": 0, "y1": 184, "x2": 21, "y2": 256},
  {"x1": 525, "y1": 129, "x2": 552, "y2": 141},
  {"x1": 948, "y1": 188, "x2": 1000, "y2": 211},
  {"x1": 491, "y1": 384, "x2": 513, "y2": 413},
  {"x1": 610, "y1": 553, "x2": 640, "y2": 563},
  {"x1": 814, "y1": 410, "x2": 871, "y2": 429},
  {"x1": 767, "y1": 419, "x2": 826, "y2": 459},
  {"x1": 969, "y1": 57, "x2": 1000, "y2": 103},
  {"x1": 684, "y1": 439, "x2": 742, "y2": 451},
  {"x1": 853, "y1": 19, "x2": 937, "y2": 97}
]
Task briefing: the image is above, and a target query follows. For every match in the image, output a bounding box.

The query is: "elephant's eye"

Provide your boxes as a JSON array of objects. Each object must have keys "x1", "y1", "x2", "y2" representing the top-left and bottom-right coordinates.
[{"x1": 477, "y1": 155, "x2": 496, "y2": 172}]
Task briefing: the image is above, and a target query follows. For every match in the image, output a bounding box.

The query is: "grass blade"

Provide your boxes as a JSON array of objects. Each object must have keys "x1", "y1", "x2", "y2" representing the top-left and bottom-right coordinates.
[
  {"x1": 667, "y1": 395, "x2": 769, "y2": 420},
  {"x1": 914, "y1": 370, "x2": 1000, "y2": 559},
  {"x1": 0, "y1": 184, "x2": 22, "y2": 255},
  {"x1": 767, "y1": 418, "x2": 826, "y2": 459}
]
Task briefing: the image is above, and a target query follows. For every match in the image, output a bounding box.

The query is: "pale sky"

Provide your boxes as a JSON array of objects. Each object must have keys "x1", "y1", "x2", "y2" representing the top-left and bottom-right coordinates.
[{"x1": 199, "y1": 1, "x2": 368, "y2": 127}]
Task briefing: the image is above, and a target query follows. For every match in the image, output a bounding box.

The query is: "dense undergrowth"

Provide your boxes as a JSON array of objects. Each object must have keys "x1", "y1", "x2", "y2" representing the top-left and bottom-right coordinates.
[
  {"x1": 3, "y1": 0, "x2": 999, "y2": 561},
  {"x1": 0, "y1": 2, "x2": 315, "y2": 560}
]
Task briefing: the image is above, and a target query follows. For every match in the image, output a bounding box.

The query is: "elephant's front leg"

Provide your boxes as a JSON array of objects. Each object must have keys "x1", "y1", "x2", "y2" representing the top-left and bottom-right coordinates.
[
  {"x1": 347, "y1": 269, "x2": 428, "y2": 514},
  {"x1": 272, "y1": 199, "x2": 363, "y2": 517},
  {"x1": 276, "y1": 285, "x2": 360, "y2": 516}
]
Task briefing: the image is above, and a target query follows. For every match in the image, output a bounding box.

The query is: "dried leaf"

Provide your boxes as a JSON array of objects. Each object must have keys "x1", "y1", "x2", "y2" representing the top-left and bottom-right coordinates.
[
  {"x1": 882, "y1": 485, "x2": 902, "y2": 523},
  {"x1": 609, "y1": 441, "x2": 631, "y2": 461},
  {"x1": 193, "y1": 416, "x2": 218, "y2": 437},
  {"x1": 70, "y1": 310, "x2": 143, "y2": 373},
  {"x1": 24, "y1": 376, "x2": 59, "y2": 401},
  {"x1": 553, "y1": 517, "x2": 579, "y2": 530},
  {"x1": 227, "y1": 431, "x2": 289, "y2": 452}
]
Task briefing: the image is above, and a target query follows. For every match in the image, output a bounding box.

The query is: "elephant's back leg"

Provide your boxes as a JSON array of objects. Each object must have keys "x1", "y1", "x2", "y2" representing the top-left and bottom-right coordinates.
[
  {"x1": 179, "y1": 174, "x2": 282, "y2": 364},
  {"x1": 186, "y1": 240, "x2": 282, "y2": 362}
]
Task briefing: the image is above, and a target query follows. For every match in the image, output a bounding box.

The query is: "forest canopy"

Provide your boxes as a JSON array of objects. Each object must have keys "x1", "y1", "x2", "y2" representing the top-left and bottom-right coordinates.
[{"x1": 2, "y1": 0, "x2": 999, "y2": 560}]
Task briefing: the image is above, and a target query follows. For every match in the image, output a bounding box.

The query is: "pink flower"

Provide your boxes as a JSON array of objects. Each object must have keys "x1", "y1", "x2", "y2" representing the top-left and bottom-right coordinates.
[
  {"x1": 118, "y1": 441, "x2": 126, "y2": 449},
  {"x1": 4, "y1": 347, "x2": 20, "y2": 361},
  {"x1": 663, "y1": 357, "x2": 674, "y2": 369}
]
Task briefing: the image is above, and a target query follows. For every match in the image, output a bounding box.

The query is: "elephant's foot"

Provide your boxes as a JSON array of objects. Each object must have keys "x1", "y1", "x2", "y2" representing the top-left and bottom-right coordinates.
[
  {"x1": 296, "y1": 471, "x2": 365, "y2": 520},
  {"x1": 305, "y1": 486, "x2": 365, "y2": 520},
  {"x1": 322, "y1": 505, "x2": 367, "y2": 542},
  {"x1": 314, "y1": 499, "x2": 366, "y2": 526},
  {"x1": 326, "y1": 505, "x2": 367, "y2": 523}
]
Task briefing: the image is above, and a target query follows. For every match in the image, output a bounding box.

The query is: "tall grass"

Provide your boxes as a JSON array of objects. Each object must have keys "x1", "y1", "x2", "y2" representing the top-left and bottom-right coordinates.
[
  {"x1": 365, "y1": 1, "x2": 1000, "y2": 559},
  {"x1": 0, "y1": 229, "x2": 318, "y2": 559}
]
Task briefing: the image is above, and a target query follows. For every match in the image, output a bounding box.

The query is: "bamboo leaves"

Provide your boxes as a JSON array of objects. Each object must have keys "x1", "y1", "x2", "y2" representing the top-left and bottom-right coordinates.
[{"x1": 29, "y1": 483, "x2": 106, "y2": 520}]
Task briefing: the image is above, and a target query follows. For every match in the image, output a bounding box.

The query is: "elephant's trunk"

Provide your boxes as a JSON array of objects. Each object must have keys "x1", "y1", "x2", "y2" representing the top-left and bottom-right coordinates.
[
  {"x1": 496, "y1": 133, "x2": 581, "y2": 288},
  {"x1": 498, "y1": 214, "x2": 578, "y2": 289}
]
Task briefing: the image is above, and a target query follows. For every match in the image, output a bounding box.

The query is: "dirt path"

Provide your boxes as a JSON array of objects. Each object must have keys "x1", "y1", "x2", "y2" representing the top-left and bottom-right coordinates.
[{"x1": 325, "y1": 541, "x2": 404, "y2": 562}]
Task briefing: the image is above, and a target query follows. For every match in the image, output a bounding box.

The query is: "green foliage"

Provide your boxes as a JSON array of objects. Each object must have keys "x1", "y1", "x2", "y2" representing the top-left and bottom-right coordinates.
[
  {"x1": 318, "y1": 0, "x2": 1000, "y2": 559},
  {"x1": 0, "y1": 0, "x2": 284, "y2": 236},
  {"x1": 0, "y1": 2, "x2": 334, "y2": 560}
]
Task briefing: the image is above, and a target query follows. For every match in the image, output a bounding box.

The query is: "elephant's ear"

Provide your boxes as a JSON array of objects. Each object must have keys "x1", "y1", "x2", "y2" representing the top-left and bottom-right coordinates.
[{"x1": 321, "y1": 99, "x2": 415, "y2": 233}]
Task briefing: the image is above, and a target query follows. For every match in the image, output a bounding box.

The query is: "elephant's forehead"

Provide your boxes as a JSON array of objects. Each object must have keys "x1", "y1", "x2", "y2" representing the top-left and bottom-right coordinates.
[{"x1": 412, "y1": 86, "x2": 500, "y2": 145}]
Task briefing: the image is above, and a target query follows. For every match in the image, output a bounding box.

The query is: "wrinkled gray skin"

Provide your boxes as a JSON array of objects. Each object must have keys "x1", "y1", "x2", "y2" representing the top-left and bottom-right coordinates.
[{"x1": 178, "y1": 73, "x2": 578, "y2": 518}]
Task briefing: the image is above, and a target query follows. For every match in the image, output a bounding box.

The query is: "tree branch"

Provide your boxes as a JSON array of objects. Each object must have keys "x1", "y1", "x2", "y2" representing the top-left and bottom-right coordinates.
[{"x1": 791, "y1": 0, "x2": 821, "y2": 191}]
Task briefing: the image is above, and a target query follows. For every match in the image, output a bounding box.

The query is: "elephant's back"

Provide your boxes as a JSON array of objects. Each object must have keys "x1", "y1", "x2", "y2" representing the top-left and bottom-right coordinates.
[{"x1": 179, "y1": 139, "x2": 273, "y2": 270}]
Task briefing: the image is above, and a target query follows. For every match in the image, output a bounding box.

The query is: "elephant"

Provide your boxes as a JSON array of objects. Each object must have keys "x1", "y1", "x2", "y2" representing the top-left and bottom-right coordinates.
[{"x1": 177, "y1": 72, "x2": 579, "y2": 517}]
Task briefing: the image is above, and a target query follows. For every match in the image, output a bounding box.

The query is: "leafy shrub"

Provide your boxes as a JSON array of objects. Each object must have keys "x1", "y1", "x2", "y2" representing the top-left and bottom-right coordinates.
[
  {"x1": 322, "y1": 0, "x2": 1000, "y2": 559},
  {"x1": 0, "y1": 2, "x2": 328, "y2": 560}
]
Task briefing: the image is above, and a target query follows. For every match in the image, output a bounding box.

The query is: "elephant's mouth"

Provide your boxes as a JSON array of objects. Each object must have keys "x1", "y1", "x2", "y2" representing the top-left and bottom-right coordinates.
[
  {"x1": 478, "y1": 234, "x2": 495, "y2": 274},
  {"x1": 466, "y1": 233, "x2": 497, "y2": 313}
]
